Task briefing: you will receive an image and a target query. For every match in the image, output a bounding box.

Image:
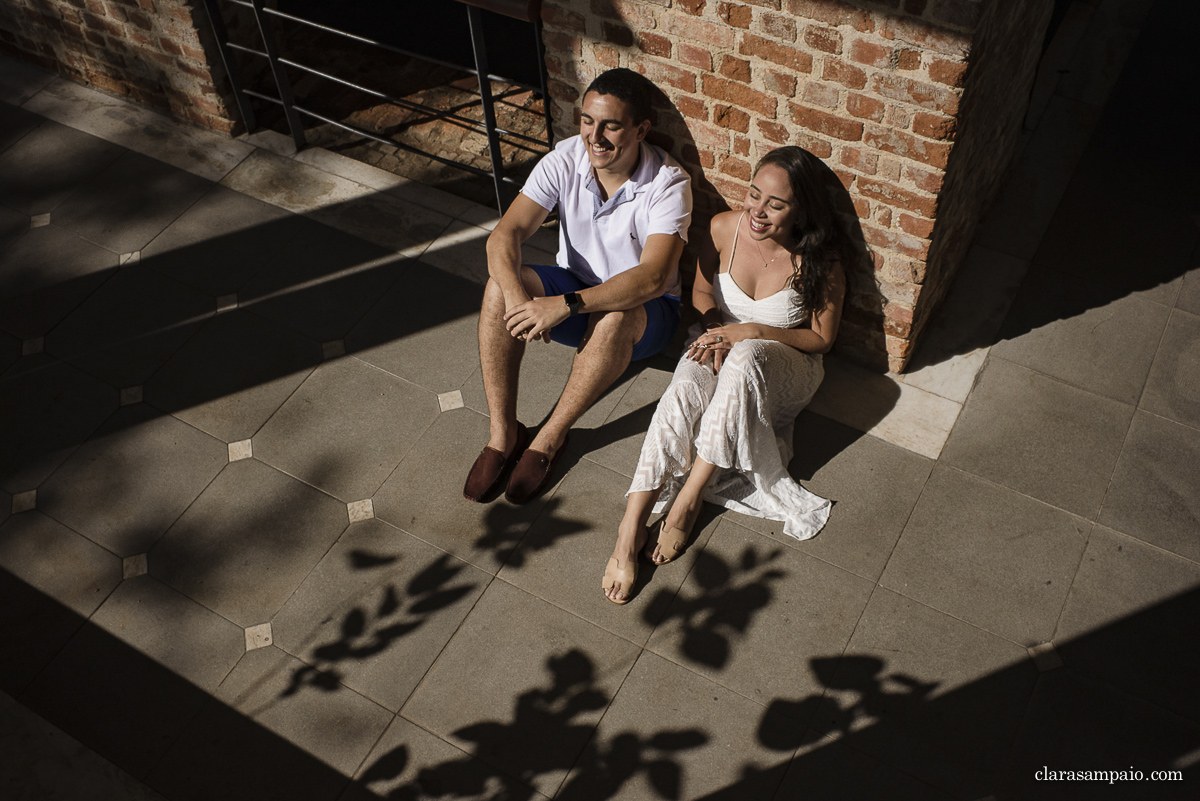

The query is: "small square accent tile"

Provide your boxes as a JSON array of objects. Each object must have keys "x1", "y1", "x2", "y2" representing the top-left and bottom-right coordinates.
[
  {"x1": 347, "y1": 498, "x2": 374, "y2": 523},
  {"x1": 244, "y1": 622, "x2": 273, "y2": 651},
  {"x1": 30, "y1": 213, "x2": 51, "y2": 229},
  {"x1": 321, "y1": 339, "x2": 346, "y2": 360},
  {"x1": 437, "y1": 390, "x2": 464, "y2": 412},
  {"x1": 119, "y1": 251, "x2": 141, "y2": 266},
  {"x1": 12, "y1": 490, "x2": 36, "y2": 514},
  {"x1": 228, "y1": 439, "x2": 253, "y2": 462},
  {"x1": 21, "y1": 337, "x2": 44, "y2": 356},
  {"x1": 122, "y1": 553, "x2": 149, "y2": 579},
  {"x1": 1028, "y1": 642, "x2": 1064, "y2": 672},
  {"x1": 120, "y1": 385, "x2": 143, "y2": 406},
  {"x1": 216, "y1": 293, "x2": 238, "y2": 313}
]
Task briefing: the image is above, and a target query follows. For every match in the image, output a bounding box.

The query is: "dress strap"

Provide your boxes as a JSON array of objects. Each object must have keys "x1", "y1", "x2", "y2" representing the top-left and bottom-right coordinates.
[{"x1": 724, "y1": 212, "x2": 744, "y2": 275}]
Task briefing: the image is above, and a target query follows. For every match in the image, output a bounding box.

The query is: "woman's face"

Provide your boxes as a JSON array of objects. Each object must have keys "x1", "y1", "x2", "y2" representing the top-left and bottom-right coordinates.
[{"x1": 744, "y1": 163, "x2": 800, "y2": 242}]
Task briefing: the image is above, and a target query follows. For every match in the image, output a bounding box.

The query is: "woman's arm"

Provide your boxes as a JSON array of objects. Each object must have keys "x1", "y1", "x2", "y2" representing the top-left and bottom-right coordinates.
[
  {"x1": 685, "y1": 212, "x2": 740, "y2": 371},
  {"x1": 693, "y1": 261, "x2": 846, "y2": 357}
]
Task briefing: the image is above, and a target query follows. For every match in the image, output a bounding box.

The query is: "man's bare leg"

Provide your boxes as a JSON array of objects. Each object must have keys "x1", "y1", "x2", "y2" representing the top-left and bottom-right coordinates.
[
  {"x1": 478, "y1": 268, "x2": 545, "y2": 456},
  {"x1": 527, "y1": 305, "x2": 647, "y2": 457}
]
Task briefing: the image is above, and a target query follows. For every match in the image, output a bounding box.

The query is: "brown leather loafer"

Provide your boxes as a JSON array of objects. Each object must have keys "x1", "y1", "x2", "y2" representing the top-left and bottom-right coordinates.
[
  {"x1": 463, "y1": 422, "x2": 529, "y2": 502},
  {"x1": 505, "y1": 433, "x2": 569, "y2": 505}
]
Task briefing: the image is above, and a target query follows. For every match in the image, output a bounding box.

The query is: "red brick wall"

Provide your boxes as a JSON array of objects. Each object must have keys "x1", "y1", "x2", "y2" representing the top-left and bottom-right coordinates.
[
  {"x1": 0, "y1": 0, "x2": 238, "y2": 133},
  {"x1": 542, "y1": 0, "x2": 1052, "y2": 372}
]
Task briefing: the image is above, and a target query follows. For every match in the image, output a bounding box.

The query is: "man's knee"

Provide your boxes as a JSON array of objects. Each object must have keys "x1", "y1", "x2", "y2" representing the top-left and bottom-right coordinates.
[{"x1": 585, "y1": 307, "x2": 646, "y2": 345}]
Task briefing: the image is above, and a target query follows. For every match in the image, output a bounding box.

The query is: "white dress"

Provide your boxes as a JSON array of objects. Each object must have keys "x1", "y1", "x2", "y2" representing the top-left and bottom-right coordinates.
[{"x1": 627, "y1": 218, "x2": 831, "y2": 541}]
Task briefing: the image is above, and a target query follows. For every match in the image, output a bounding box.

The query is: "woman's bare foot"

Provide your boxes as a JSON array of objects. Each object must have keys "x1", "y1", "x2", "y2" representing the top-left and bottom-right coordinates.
[
  {"x1": 645, "y1": 490, "x2": 704, "y2": 564},
  {"x1": 604, "y1": 520, "x2": 647, "y2": 603}
]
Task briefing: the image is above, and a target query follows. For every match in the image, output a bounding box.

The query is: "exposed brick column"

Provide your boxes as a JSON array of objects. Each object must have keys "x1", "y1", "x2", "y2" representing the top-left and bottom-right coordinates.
[
  {"x1": 0, "y1": 0, "x2": 238, "y2": 133},
  {"x1": 542, "y1": 0, "x2": 1052, "y2": 372}
]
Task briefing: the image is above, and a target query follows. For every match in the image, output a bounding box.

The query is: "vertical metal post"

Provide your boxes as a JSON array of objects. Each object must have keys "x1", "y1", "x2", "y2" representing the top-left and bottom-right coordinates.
[
  {"x1": 251, "y1": 0, "x2": 306, "y2": 150},
  {"x1": 532, "y1": 18, "x2": 554, "y2": 147},
  {"x1": 200, "y1": 0, "x2": 257, "y2": 133},
  {"x1": 467, "y1": 4, "x2": 507, "y2": 211}
]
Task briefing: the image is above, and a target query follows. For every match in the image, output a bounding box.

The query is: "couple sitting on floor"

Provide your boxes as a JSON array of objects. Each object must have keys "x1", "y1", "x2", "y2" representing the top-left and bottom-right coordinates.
[{"x1": 461, "y1": 68, "x2": 846, "y2": 604}]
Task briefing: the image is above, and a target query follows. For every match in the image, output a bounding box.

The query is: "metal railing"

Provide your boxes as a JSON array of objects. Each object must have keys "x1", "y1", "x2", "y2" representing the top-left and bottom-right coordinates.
[{"x1": 200, "y1": 0, "x2": 554, "y2": 210}]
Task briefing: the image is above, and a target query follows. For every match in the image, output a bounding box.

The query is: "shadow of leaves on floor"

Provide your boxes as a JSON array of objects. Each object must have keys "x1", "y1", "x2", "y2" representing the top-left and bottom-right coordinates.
[
  {"x1": 283, "y1": 552, "x2": 477, "y2": 698},
  {"x1": 643, "y1": 543, "x2": 787, "y2": 669}
]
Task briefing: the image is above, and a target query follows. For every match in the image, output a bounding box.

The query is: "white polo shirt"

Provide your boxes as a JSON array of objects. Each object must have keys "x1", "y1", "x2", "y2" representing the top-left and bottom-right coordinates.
[{"x1": 520, "y1": 135, "x2": 692, "y2": 298}]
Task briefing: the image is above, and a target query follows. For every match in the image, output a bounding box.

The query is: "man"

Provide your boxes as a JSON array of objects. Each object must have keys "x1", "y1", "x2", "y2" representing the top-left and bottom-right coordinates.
[{"x1": 463, "y1": 67, "x2": 693, "y2": 505}]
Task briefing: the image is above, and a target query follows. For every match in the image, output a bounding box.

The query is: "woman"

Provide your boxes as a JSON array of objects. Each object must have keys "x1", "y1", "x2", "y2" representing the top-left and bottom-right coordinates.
[{"x1": 603, "y1": 146, "x2": 846, "y2": 604}]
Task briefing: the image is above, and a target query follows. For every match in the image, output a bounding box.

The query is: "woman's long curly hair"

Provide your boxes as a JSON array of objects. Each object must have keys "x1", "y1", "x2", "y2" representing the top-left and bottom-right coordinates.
[{"x1": 754, "y1": 146, "x2": 845, "y2": 315}]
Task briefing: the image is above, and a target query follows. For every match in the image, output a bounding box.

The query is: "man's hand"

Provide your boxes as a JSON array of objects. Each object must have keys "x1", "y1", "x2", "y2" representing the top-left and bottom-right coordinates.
[{"x1": 504, "y1": 296, "x2": 569, "y2": 343}]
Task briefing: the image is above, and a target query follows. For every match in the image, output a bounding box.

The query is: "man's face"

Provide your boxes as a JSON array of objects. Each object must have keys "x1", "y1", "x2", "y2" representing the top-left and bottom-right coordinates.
[{"x1": 580, "y1": 91, "x2": 649, "y2": 177}]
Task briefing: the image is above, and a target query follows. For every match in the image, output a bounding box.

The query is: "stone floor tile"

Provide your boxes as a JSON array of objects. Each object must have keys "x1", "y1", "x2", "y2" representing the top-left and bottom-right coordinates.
[
  {"x1": 18, "y1": 618, "x2": 211, "y2": 780},
  {"x1": 254, "y1": 358, "x2": 438, "y2": 501},
  {"x1": 824, "y1": 588, "x2": 1036, "y2": 799},
  {"x1": 0, "y1": 355, "x2": 118, "y2": 493},
  {"x1": 45, "y1": 264, "x2": 213, "y2": 388},
  {"x1": 416, "y1": 219, "x2": 493, "y2": 284},
  {"x1": 880, "y1": 465, "x2": 1090, "y2": 645},
  {"x1": 940, "y1": 357, "x2": 1134, "y2": 519},
  {"x1": 140, "y1": 183, "x2": 307, "y2": 297},
  {"x1": 23, "y1": 77, "x2": 254, "y2": 183},
  {"x1": 0, "y1": 690, "x2": 169, "y2": 801},
  {"x1": 723, "y1": 412, "x2": 934, "y2": 582},
  {"x1": 340, "y1": 715, "x2": 551, "y2": 801},
  {"x1": 0, "y1": 100, "x2": 42, "y2": 153},
  {"x1": 38, "y1": 404, "x2": 227, "y2": 556},
  {"x1": 306, "y1": 184, "x2": 454, "y2": 254},
  {"x1": 345, "y1": 263, "x2": 485, "y2": 394},
  {"x1": 557, "y1": 650, "x2": 800, "y2": 800},
  {"x1": 1177, "y1": 270, "x2": 1200, "y2": 317},
  {"x1": 993, "y1": 268, "x2": 1171, "y2": 405},
  {"x1": 1001, "y1": 669, "x2": 1200, "y2": 800},
  {"x1": 0, "y1": 202, "x2": 26, "y2": 252},
  {"x1": 401, "y1": 580, "x2": 640, "y2": 798},
  {"x1": 806, "y1": 356, "x2": 960, "y2": 460},
  {"x1": 0, "y1": 54, "x2": 55, "y2": 105},
  {"x1": 0, "y1": 119, "x2": 125, "y2": 216},
  {"x1": 91, "y1": 575, "x2": 245, "y2": 690},
  {"x1": 1031, "y1": 161, "x2": 1197, "y2": 309},
  {"x1": 1055, "y1": 526, "x2": 1200, "y2": 724},
  {"x1": 272, "y1": 519, "x2": 490, "y2": 712},
  {"x1": 0, "y1": 512, "x2": 121, "y2": 692},
  {"x1": 372, "y1": 409, "x2": 553, "y2": 575},
  {"x1": 382, "y1": 175, "x2": 479, "y2": 219},
  {"x1": 1100, "y1": 411, "x2": 1200, "y2": 562},
  {"x1": 50, "y1": 150, "x2": 213, "y2": 255},
  {"x1": 0, "y1": 330, "x2": 20, "y2": 377},
  {"x1": 774, "y1": 737, "x2": 955, "y2": 801},
  {"x1": 219, "y1": 149, "x2": 373, "y2": 214},
  {"x1": 147, "y1": 646, "x2": 391, "y2": 801},
  {"x1": 647, "y1": 519, "x2": 873, "y2": 704},
  {"x1": 579, "y1": 360, "x2": 674, "y2": 478},
  {"x1": 144, "y1": 309, "x2": 320, "y2": 443},
  {"x1": 974, "y1": 96, "x2": 1101, "y2": 262},
  {"x1": 291, "y1": 146, "x2": 407, "y2": 192},
  {"x1": 1140, "y1": 308, "x2": 1200, "y2": 430},
  {"x1": 150, "y1": 459, "x2": 348, "y2": 627},
  {"x1": 498, "y1": 459, "x2": 717, "y2": 643},
  {"x1": 0, "y1": 225, "x2": 119, "y2": 340},
  {"x1": 237, "y1": 223, "x2": 406, "y2": 344}
]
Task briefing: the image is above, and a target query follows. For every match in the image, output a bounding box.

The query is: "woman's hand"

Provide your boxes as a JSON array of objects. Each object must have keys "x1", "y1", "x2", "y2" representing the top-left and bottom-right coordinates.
[
  {"x1": 504, "y1": 296, "x2": 564, "y2": 343},
  {"x1": 686, "y1": 323, "x2": 761, "y2": 373}
]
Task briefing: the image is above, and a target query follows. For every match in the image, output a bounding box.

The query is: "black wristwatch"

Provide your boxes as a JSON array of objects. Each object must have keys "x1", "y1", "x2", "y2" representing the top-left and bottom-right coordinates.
[{"x1": 564, "y1": 292, "x2": 584, "y2": 317}]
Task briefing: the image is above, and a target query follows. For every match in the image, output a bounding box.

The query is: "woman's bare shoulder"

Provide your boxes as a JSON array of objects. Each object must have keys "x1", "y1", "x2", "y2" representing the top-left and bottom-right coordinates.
[{"x1": 709, "y1": 209, "x2": 741, "y2": 241}]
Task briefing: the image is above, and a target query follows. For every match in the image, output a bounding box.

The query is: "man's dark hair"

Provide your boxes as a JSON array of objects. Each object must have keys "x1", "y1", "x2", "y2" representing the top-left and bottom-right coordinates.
[{"x1": 584, "y1": 68, "x2": 654, "y2": 124}]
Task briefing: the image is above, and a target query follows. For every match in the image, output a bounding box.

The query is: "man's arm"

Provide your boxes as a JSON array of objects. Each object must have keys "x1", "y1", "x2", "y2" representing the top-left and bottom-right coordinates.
[
  {"x1": 503, "y1": 232, "x2": 685, "y2": 342},
  {"x1": 486, "y1": 193, "x2": 552, "y2": 311}
]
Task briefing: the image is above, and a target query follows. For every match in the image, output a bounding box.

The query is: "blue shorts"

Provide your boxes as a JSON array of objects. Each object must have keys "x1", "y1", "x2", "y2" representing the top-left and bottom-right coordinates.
[{"x1": 528, "y1": 264, "x2": 680, "y2": 362}]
